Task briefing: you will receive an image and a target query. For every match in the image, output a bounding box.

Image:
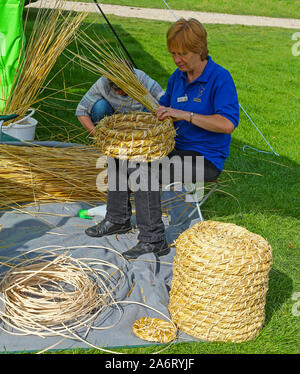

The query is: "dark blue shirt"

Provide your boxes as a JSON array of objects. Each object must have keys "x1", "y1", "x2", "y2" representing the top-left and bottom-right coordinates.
[{"x1": 159, "y1": 56, "x2": 239, "y2": 171}]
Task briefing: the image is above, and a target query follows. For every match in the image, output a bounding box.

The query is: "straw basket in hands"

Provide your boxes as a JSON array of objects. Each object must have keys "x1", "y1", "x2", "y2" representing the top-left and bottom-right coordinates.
[
  {"x1": 94, "y1": 112, "x2": 176, "y2": 162},
  {"x1": 169, "y1": 220, "x2": 273, "y2": 343}
]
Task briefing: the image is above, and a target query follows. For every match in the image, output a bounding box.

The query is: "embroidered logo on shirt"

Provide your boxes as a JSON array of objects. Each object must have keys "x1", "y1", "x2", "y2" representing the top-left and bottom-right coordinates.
[{"x1": 193, "y1": 85, "x2": 205, "y2": 102}]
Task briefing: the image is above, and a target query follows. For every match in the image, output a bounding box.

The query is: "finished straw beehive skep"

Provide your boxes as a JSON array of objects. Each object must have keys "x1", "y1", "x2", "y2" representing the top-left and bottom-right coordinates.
[{"x1": 169, "y1": 221, "x2": 273, "y2": 343}]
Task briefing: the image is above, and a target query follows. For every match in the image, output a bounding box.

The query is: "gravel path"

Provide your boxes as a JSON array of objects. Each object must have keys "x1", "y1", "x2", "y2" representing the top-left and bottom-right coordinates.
[{"x1": 27, "y1": 1, "x2": 300, "y2": 29}]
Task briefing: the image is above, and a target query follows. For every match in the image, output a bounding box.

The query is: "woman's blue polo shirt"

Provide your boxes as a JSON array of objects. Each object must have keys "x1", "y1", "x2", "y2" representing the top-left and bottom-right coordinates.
[{"x1": 159, "y1": 56, "x2": 239, "y2": 171}]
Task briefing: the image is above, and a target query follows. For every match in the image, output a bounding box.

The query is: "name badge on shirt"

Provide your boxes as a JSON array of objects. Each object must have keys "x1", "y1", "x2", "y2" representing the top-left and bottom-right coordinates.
[{"x1": 177, "y1": 94, "x2": 188, "y2": 103}]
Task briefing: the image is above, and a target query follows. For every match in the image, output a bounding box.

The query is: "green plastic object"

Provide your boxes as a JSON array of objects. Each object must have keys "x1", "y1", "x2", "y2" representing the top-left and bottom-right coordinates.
[
  {"x1": 0, "y1": 0, "x2": 25, "y2": 111},
  {"x1": 77, "y1": 209, "x2": 93, "y2": 220}
]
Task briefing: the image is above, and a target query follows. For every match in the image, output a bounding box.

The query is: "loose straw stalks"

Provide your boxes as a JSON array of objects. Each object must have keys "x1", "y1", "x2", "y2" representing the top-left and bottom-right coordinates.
[
  {"x1": 0, "y1": 144, "x2": 107, "y2": 209},
  {"x1": 70, "y1": 32, "x2": 160, "y2": 113},
  {"x1": 1, "y1": 0, "x2": 86, "y2": 121}
]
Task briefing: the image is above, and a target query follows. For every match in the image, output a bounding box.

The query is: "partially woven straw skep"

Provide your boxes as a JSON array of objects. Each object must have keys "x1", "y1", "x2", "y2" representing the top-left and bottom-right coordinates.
[
  {"x1": 94, "y1": 112, "x2": 176, "y2": 162},
  {"x1": 169, "y1": 220, "x2": 273, "y2": 343}
]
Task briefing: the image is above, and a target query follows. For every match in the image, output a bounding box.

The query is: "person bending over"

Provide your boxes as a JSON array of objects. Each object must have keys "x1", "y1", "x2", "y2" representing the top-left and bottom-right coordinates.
[{"x1": 76, "y1": 68, "x2": 164, "y2": 135}]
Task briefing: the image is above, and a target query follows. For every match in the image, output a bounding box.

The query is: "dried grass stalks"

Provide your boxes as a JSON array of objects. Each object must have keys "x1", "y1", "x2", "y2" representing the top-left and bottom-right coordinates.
[
  {"x1": 1, "y1": 0, "x2": 86, "y2": 121},
  {"x1": 0, "y1": 248, "x2": 125, "y2": 342},
  {"x1": 0, "y1": 144, "x2": 107, "y2": 209},
  {"x1": 72, "y1": 33, "x2": 160, "y2": 113},
  {"x1": 169, "y1": 220, "x2": 273, "y2": 343}
]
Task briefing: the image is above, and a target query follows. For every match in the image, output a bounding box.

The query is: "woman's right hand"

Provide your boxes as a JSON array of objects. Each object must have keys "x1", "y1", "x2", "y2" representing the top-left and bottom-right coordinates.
[
  {"x1": 155, "y1": 106, "x2": 171, "y2": 121},
  {"x1": 155, "y1": 106, "x2": 189, "y2": 122}
]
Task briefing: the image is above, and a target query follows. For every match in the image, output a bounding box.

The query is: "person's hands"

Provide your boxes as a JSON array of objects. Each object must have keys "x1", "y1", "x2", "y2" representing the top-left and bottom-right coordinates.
[
  {"x1": 88, "y1": 126, "x2": 96, "y2": 136},
  {"x1": 155, "y1": 106, "x2": 189, "y2": 122},
  {"x1": 77, "y1": 115, "x2": 96, "y2": 136}
]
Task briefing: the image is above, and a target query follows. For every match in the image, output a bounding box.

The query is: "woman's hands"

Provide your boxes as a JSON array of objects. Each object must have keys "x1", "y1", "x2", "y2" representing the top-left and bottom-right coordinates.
[
  {"x1": 155, "y1": 106, "x2": 235, "y2": 134},
  {"x1": 155, "y1": 106, "x2": 190, "y2": 122}
]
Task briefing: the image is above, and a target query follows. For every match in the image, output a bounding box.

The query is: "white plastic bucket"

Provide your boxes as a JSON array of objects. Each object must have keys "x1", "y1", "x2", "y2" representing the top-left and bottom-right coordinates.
[{"x1": 1, "y1": 109, "x2": 38, "y2": 141}]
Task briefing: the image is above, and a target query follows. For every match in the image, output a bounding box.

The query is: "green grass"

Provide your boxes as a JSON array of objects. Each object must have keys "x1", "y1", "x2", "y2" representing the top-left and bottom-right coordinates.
[
  {"x1": 5, "y1": 9, "x2": 300, "y2": 354},
  {"x1": 69, "y1": 0, "x2": 300, "y2": 19}
]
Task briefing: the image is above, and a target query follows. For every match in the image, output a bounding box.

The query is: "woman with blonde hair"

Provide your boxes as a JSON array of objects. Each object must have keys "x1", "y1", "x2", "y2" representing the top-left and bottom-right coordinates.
[{"x1": 156, "y1": 18, "x2": 239, "y2": 180}]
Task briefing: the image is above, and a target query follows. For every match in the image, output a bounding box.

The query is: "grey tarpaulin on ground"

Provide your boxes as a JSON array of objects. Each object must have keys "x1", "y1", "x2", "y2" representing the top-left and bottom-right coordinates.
[{"x1": 0, "y1": 141, "x2": 199, "y2": 352}]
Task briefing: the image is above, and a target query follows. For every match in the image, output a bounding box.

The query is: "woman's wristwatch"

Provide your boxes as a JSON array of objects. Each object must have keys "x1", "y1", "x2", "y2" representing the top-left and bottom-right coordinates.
[{"x1": 190, "y1": 112, "x2": 195, "y2": 123}]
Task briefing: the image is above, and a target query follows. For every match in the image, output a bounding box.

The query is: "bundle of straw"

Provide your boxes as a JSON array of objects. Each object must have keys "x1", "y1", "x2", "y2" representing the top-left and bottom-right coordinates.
[
  {"x1": 169, "y1": 221, "x2": 273, "y2": 343},
  {"x1": 72, "y1": 33, "x2": 160, "y2": 113},
  {"x1": 1, "y1": 0, "x2": 86, "y2": 122},
  {"x1": 0, "y1": 144, "x2": 107, "y2": 209},
  {"x1": 94, "y1": 112, "x2": 176, "y2": 161}
]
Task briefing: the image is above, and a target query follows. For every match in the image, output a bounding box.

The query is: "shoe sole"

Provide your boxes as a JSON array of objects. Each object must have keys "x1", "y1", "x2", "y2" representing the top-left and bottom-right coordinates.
[{"x1": 85, "y1": 227, "x2": 132, "y2": 238}]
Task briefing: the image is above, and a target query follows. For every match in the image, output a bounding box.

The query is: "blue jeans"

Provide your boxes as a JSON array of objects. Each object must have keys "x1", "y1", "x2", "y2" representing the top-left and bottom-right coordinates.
[{"x1": 90, "y1": 99, "x2": 114, "y2": 123}]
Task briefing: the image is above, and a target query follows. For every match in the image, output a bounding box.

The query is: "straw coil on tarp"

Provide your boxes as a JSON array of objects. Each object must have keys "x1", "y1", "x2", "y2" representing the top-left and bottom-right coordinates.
[
  {"x1": 168, "y1": 220, "x2": 273, "y2": 343},
  {"x1": 94, "y1": 112, "x2": 176, "y2": 162},
  {"x1": 0, "y1": 249, "x2": 125, "y2": 347}
]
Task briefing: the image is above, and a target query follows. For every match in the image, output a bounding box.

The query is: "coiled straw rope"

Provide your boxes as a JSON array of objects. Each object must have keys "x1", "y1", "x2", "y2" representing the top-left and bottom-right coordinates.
[
  {"x1": 168, "y1": 220, "x2": 273, "y2": 343},
  {"x1": 0, "y1": 248, "x2": 124, "y2": 342},
  {"x1": 94, "y1": 112, "x2": 176, "y2": 162},
  {"x1": 0, "y1": 246, "x2": 178, "y2": 353}
]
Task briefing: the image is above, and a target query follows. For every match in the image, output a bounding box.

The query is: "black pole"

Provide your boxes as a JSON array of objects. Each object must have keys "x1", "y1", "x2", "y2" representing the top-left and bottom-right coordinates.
[{"x1": 92, "y1": 1, "x2": 137, "y2": 68}]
